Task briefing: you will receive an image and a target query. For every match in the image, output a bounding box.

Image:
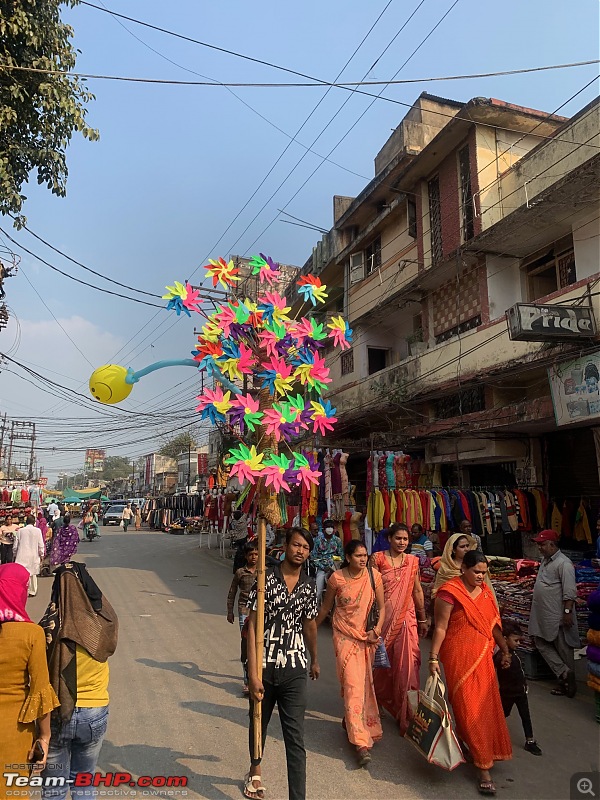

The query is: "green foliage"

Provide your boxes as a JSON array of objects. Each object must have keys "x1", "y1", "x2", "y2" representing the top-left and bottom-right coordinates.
[
  {"x1": 0, "y1": 0, "x2": 99, "y2": 224},
  {"x1": 99, "y1": 456, "x2": 132, "y2": 482},
  {"x1": 159, "y1": 432, "x2": 197, "y2": 460}
]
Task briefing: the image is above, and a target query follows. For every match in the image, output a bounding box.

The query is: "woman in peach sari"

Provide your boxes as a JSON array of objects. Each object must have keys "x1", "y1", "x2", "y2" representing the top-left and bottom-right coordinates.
[
  {"x1": 371, "y1": 524, "x2": 429, "y2": 734},
  {"x1": 430, "y1": 550, "x2": 512, "y2": 796},
  {"x1": 317, "y1": 540, "x2": 385, "y2": 767}
]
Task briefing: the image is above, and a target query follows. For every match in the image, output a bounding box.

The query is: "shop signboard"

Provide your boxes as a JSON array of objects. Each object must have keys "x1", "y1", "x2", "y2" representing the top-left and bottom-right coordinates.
[
  {"x1": 507, "y1": 303, "x2": 596, "y2": 342},
  {"x1": 548, "y1": 350, "x2": 600, "y2": 426},
  {"x1": 38, "y1": 477, "x2": 48, "y2": 486},
  {"x1": 84, "y1": 448, "x2": 105, "y2": 473},
  {"x1": 197, "y1": 453, "x2": 208, "y2": 475}
]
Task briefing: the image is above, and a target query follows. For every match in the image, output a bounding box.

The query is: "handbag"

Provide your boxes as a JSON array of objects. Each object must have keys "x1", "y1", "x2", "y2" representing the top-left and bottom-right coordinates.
[
  {"x1": 365, "y1": 563, "x2": 379, "y2": 632},
  {"x1": 404, "y1": 674, "x2": 464, "y2": 771},
  {"x1": 119, "y1": 519, "x2": 124, "y2": 528},
  {"x1": 373, "y1": 639, "x2": 391, "y2": 669}
]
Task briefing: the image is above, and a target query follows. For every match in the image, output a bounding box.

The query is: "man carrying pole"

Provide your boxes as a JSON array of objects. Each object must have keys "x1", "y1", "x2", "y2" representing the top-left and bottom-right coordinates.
[{"x1": 244, "y1": 526, "x2": 319, "y2": 800}]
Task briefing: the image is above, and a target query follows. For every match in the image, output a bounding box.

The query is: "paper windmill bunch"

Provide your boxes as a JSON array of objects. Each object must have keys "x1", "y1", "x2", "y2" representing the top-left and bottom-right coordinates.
[{"x1": 165, "y1": 254, "x2": 353, "y2": 489}]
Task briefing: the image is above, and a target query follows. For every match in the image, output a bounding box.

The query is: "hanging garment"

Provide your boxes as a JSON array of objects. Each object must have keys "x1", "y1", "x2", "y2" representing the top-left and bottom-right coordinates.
[
  {"x1": 574, "y1": 501, "x2": 592, "y2": 544},
  {"x1": 386, "y1": 453, "x2": 396, "y2": 490},
  {"x1": 550, "y1": 502, "x2": 562, "y2": 535}
]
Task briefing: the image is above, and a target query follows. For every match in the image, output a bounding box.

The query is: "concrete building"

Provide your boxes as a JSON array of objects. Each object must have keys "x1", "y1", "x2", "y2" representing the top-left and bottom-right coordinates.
[
  {"x1": 177, "y1": 446, "x2": 209, "y2": 492},
  {"x1": 137, "y1": 453, "x2": 178, "y2": 496},
  {"x1": 289, "y1": 92, "x2": 600, "y2": 556}
]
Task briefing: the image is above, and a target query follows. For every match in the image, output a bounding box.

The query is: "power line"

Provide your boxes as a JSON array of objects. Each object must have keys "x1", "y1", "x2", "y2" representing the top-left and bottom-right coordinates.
[
  {"x1": 0, "y1": 228, "x2": 165, "y2": 308},
  {"x1": 3, "y1": 58, "x2": 597, "y2": 87}
]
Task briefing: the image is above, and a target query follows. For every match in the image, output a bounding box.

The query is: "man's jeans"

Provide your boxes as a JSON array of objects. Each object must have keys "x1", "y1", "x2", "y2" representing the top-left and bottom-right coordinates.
[
  {"x1": 42, "y1": 706, "x2": 109, "y2": 798},
  {"x1": 248, "y1": 674, "x2": 307, "y2": 800},
  {"x1": 315, "y1": 569, "x2": 329, "y2": 602}
]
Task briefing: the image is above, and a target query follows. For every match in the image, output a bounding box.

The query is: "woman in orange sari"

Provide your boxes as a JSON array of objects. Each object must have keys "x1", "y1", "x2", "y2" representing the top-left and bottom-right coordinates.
[
  {"x1": 430, "y1": 550, "x2": 512, "y2": 796},
  {"x1": 371, "y1": 524, "x2": 429, "y2": 734},
  {"x1": 317, "y1": 540, "x2": 385, "y2": 767}
]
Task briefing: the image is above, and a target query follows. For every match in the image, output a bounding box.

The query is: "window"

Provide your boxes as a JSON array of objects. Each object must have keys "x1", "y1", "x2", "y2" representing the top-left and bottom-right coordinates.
[
  {"x1": 341, "y1": 349, "x2": 354, "y2": 376},
  {"x1": 407, "y1": 198, "x2": 417, "y2": 239},
  {"x1": 458, "y1": 145, "x2": 475, "y2": 241},
  {"x1": 348, "y1": 236, "x2": 382, "y2": 284},
  {"x1": 368, "y1": 347, "x2": 388, "y2": 375},
  {"x1": 435, "y1": 315, "x2": 481, "y2": 345},
  {"x1": 428, "y1": 176, "x2": 443, "y2": 263},
  {"x1": 365, "y1": 236, "x2": 382, "y2": 275},
  {"x1": 433, "y1": 385, "x2": 485, "y2": 420},
  {"x1": 522, "y1": 236, "x2": 576, "y2": 301}
]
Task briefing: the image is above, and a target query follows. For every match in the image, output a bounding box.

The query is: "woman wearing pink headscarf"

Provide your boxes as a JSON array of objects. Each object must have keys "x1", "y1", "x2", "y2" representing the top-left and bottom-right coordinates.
[{"x1": 0, "y1": 563, "x2": 60, "y2": 786}]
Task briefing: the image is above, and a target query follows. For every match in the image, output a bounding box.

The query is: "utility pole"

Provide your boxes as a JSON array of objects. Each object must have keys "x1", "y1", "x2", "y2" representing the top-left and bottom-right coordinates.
[
  {"x1": 0, "y1": 412, "x2": 7, "y2": 475},
  {"x1": 5, "y1": 420, "x2": 36, "y2": 481},
  {"x1": 186, "y1": 439, "x2": 191, "y2": 493}
]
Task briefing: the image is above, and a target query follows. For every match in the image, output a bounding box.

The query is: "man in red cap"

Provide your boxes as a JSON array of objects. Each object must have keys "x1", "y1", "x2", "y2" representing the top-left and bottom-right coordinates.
[{"x1": 528, "y1": 529, "x2": 579, "y2": 697}]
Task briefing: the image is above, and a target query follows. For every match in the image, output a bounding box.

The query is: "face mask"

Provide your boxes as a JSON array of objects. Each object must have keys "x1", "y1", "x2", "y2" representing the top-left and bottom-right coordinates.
[{"x1": 324, "y1": 527, "x2": 334, "y2": 535}]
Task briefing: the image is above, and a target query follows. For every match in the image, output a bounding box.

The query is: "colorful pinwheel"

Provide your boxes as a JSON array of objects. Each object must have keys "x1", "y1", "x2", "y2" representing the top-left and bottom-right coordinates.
[
  {"x1": 256, "y1": 356, "x2": 294, "y2": 397},
  {"x1": 257, "y1": 292, "x2": 291, "y2": 325},
  {"x1": 261, "y1": 402, "x2": 299, "y2": 442},
  {"x1": 327, "y1": 315, "x2": 353, "y2": 350},
  {"x1": 163, "y1": 281, "x2": 192, "y2": 316},
  {"x1": 205, "y1": 257, "x2": 240, "y2": 288},
  {"x1": 225, "y1": 444, "x2": 264, "y2": 484},
  {"x1": 293, "y1": 452, "x2": 322, "y2": 489},
  {"x1": 297, "y1": 275, "x2": 328, "y2": 306},
  {"x1": 262, "y1": 453, "x2": 293, "y2": 493},
  {"x1": 310, "y1": 399, "x2": 338, "y2": 436},
  {"x1": 229, "y1": 393, "x2": 263, "y2": 432},
  {"x1": 195, "y1": 386, "x2": 233, "y2": 424},
  {"x1": 249, "y1": 253, "x2": 281, "y2": 286},
  {"x1": 293, "y1": 351, "x2": 331, "y2": 393},
  {"x1": 217, "y1": 341, "x2": 256, "y2": 381}
]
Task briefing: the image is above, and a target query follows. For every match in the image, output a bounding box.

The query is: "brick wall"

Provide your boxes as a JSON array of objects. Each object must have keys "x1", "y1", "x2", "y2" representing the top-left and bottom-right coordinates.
[{"x1": 431, "y1": 263, "x2": 481, "y2": 337}]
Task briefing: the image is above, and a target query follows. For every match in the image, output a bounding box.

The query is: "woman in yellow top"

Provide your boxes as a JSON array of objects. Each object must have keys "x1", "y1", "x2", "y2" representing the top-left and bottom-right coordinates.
[
  {"x1": 40, "y1": 562, "x2": 118, "y2": 797},
  {"x1": 432, "y1": 532, "x2": 496, "y2": 603},
  {"x1": 0, "y1": 563, "x2": 60, "y2": 788}
]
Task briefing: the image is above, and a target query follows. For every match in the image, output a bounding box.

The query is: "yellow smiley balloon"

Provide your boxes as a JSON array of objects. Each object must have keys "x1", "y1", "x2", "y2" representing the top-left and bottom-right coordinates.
[{"x1": 89, "y1": 364, "x2": 134, "y2": 405}]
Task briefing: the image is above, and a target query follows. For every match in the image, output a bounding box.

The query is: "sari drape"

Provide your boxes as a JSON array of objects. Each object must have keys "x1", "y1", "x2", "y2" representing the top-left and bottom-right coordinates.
[
  {"x1": 372, "y1": 552, "x2": 420, "y2": 734},
  {"x1": 329, "y1": 569, "x2": 383, "y2": 749},
  {"x1": 438, "y1": 577, "x2": 512, "y2": 770}
]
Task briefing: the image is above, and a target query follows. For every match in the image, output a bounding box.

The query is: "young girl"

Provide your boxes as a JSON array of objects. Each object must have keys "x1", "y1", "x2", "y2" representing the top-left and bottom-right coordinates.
[{"x1": 227, "y1": 542, "x2": 259, "y2": 695}]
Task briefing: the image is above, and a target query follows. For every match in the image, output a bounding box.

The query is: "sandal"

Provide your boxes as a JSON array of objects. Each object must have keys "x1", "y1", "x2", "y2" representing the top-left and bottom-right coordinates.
[
  {"x1": 243, "y1": 774, "x2": 266, "y2": 799},
  {"x1": 478, "y1": 780, "x2": 496, "y2": 796},
  {"x1": 356, "y1": 747, "x2": 371, "y2": 768}
]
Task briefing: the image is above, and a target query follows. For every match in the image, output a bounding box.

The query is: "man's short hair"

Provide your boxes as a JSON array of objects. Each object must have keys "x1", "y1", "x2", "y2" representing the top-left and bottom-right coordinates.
[
  {"x1": 26, "y1": 514, "x2": 35, "y2": 525},
  {"x1": 286, "y1": 527, "x2": 313, "y2": 551}
]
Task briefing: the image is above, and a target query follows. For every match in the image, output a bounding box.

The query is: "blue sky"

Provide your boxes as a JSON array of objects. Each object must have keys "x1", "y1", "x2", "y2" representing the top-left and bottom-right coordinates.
[{"x1": 1, "y1": 0, "x2": 598, "y2": 482}]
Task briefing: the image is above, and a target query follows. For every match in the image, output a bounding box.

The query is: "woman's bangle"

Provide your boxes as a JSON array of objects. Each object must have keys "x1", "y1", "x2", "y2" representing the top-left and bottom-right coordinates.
[
  {"x1": 428, "y1": 656, "x2": 439, "y2": 662},
  {"x1": 417, "y1": 616, "x2": 427, "y2": 622}
]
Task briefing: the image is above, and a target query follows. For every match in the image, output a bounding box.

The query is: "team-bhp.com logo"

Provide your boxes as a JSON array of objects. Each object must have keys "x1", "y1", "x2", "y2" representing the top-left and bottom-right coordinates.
[{"x1": 3, "y1": 772, "x2": 188, "y2": 794}]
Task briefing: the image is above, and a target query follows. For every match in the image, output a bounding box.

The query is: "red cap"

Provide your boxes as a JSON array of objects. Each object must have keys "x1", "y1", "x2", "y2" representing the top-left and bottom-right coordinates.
[{"x1": 532, "y1": 529, "x2": 559, "y2": 543}]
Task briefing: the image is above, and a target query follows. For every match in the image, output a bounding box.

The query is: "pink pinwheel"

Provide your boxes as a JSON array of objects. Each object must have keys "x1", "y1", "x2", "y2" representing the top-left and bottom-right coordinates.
[
  {"x1": 195, "y1": 385, "x2": 233, "y2": 423},
  {"x1": 257, "y1": 291, "x2": 291, "y2": 325},
  {"x1": 249, "y1": 253, "x2": 281, "y2": 286},
  {"x1": 258, "y1": 328, "x2": 281, "y2": 359},
  {"x1": 182, "y1": 284, "x2": 204, "y2": 314},
  {"x1": 229, "y1": 393, "x2": 263, "y2": 432},
  {"x1": 215, "y1": 304, "x2": 238, "y2": 337},
  {"x1": 256, "y1": 356, "x2": 295, "y2": 397},
  {"x1": 225, "y1": 444, "x2": 264, "y2": 484},
  {"x1": 293, "y1": 452, "x2": 322, "y2": 490},
  {"x1": 327, "y1": 315, "x2": 353, "y2": 350},
  {"x1": 237, "y1": 343, "x2": 256, "y2": 374},
  {"x1": 310, "y1": 399, "x2": 337, "y2": 436},
  {"x1": 261, "y1": 403, "x2": 298, "y2": 442},
  {"x1": 262, "y1": 453, "x2": 292, "y2": 493}
]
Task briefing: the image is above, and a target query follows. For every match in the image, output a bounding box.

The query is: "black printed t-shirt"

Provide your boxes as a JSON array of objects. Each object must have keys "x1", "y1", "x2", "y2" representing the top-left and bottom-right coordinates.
[{"x1": 248, "y1": 563, "x2": 318, "y2": 685}]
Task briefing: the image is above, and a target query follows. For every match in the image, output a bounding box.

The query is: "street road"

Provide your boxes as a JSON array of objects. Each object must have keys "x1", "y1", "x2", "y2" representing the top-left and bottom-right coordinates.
[{"x1": 26, "y1": 527, "x2": 599, "y2": 800}]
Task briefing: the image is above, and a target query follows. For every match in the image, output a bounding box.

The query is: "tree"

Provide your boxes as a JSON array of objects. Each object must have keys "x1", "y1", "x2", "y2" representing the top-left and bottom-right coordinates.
[
  {"x1": 0, "y1": 0, "x2": 99, "y2": 224},
  {"x1": 99, "y1": 456, "x2": 132, "y2": 482},
  {"x1": 159, "y1": 432, "x2": 197, "y2": 460}
]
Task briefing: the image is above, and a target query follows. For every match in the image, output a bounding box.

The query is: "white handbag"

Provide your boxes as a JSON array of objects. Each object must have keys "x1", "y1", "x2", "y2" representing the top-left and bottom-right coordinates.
[{"x1": 405, "y1": 674, "x2": 464, "y2": 771}]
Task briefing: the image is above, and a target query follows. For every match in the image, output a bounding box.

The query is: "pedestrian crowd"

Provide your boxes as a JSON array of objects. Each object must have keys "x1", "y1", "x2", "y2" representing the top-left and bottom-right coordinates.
[{"x1": 227, "y1": 520, "x2": 581, "y2": 800}]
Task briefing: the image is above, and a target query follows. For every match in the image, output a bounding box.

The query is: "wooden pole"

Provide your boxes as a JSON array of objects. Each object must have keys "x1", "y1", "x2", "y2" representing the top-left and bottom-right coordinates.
[{"x1": 253, "y1": 515, "x2": 267, "y2": 760}]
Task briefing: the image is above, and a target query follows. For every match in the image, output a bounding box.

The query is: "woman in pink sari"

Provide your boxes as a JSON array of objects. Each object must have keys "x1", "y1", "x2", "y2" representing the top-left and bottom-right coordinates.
[
  {"x1": 371, "y1": 523, "x2": 428, "y2": 734},
  {"x1": 317, "y1": 540, "x2": 385, "y2": 767}
]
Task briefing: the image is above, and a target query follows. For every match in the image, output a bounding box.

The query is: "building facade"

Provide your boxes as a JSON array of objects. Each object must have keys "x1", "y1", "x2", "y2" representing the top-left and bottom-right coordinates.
[{"x1": 289, "y1": 92, "x2": 600, "y2": 556}]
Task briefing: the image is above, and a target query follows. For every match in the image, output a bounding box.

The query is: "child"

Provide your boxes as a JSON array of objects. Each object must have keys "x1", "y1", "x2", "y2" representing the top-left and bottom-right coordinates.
[
  {"x1": 494, "y1": 620, "x2": 542, "y2": 756},
  {"x1": 227, "y1": 541, "x2": 259, "y2": 695}
]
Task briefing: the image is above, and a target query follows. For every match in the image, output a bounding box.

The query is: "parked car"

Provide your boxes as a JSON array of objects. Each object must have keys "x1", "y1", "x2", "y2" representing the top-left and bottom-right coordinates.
[{"x1": 103, "y1": 504, "x2": 127, "y2": 526}]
